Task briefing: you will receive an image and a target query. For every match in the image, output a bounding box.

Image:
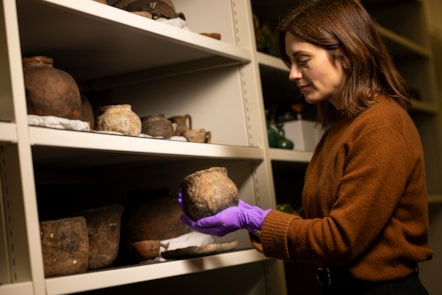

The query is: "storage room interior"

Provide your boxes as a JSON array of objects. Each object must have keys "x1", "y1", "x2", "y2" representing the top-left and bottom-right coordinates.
[{"x1": 0, "y1": 0, "x2": 441, "y2": 295}]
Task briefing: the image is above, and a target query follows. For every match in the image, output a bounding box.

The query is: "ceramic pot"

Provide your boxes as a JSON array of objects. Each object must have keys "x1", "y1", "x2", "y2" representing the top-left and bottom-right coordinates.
[
  {"x1": 129, "y1": 240, "x2": 169, "y2": 261},
  {"x1": 180, "y1": 167, "x2": 239, "y2": 220},
  {"x1": 183, "y1": 128, "x2": 211, "y2": 143},
  {"x1": 76, "y1": 204, "x2": 124, "y2": 270},
  {"x1": 96, "y1": 104, "x2": 141, "y2": 136},
  {"x1": 141, "y1": 114, "x2": 174, "y2": 138},
  {"x1": 40, "y1": 216, "x2": 89, "y2": 277},
  {"x1": 22, "y1": 56, "x2": 82, "y2": 120},
  {"x1": 168, "y1": 114, "x2": 192, "y2": 136},
  {"x1": 114, "y1": 0, "x2": 178, "y2": 19},
  {"x1": 121, "y1": 195, "x2": 191, "y2": 261}
]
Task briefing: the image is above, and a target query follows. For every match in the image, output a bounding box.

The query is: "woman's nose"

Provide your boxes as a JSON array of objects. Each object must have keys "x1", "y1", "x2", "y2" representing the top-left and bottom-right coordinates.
[{"x1": 288, "y1": 65, "x2": 302, "y2": 81}]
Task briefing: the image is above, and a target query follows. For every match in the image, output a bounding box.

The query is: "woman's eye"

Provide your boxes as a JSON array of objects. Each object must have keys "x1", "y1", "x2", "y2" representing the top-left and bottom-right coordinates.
[{"x1": 297, "y1": 59, "x2": 308, "y2": 66}]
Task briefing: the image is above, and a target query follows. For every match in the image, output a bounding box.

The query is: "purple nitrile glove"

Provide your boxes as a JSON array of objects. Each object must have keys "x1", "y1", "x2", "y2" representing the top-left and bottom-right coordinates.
[
  {"x1": 180, "y1": 199, "x2": 271, "y2": 237},
  {"x1": 178, "y1": 190, "x2": 184, "y2": 210}
]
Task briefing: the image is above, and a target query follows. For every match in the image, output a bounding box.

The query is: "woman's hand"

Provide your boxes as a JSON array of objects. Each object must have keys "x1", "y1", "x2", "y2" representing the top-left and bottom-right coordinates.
[{"x1": 179, "y1": 193, "x2": 271, "y2": 237}]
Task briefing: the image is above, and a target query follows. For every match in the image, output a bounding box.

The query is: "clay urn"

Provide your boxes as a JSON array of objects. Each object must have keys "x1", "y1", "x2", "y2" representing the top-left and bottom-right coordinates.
[
  {"x1": 75, "y1": 204, "x2": 124, "y2": 270},
  {"x1": 40, "y1": 216, "x2": 89, "y2": 277},
  {"x1": 121, "y1": 195, "x2": 191, "y2": 261},
  {"x1": 96, "y1": 104, "x2": 141, "y2": 136},
  {"x1": 179, "y1": 167, "x2": 239, "y2": 220},
  {"x1": 141, "y1": 114, "x2": 174, "y2": 138},
  {"x1": 22, "y1": 56, "x2": 82, "y2": 120}
]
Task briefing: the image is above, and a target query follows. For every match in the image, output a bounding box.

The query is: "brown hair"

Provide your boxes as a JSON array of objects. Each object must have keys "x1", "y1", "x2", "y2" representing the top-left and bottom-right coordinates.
[{"x1": 277, "y1": 0, "x2": 411, "y2": 126}]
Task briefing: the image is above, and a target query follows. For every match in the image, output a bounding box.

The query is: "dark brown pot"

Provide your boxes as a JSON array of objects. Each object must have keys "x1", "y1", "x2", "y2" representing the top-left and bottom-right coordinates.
[
  {"x1": 129, "y1": 240, "x2": 168, "y2": 260},
  {"x1": 76, "y1": 204, "x2": 124, "y2": 270},
  {"x1": 23, "y1": 56, "x2": 82, "y2": 120},
  {"x1": 114, "y1": 0, "x2": 178, "y2": 19},
  {"x1": 180, "y1": 167, "x2": 239, "y2": 220},
  {"x1": 40, "y1": 216, "x2": 89, "y2": 277},
  {"x1": 141, "y1": 114, "x2": 174, "y2": 138},
  {"x1": 121, "y1": 195, "x2": 191, "y2": 261}
]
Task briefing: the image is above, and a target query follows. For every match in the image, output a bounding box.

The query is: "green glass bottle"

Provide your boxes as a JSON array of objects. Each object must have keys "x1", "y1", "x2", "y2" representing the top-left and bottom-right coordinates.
[
  {"x1": 276, "y1": 122, "x2": 294, "y2": 150},
  {"x1": 266, "y1": 110, "x2": 278, "y2": 148}
]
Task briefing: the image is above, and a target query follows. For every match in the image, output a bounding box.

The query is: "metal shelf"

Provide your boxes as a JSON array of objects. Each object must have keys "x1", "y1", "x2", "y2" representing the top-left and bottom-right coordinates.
[
  {"x1": 45, "y1": 249, "x2": 268, "y2": 295},
  {"x1": 28, "y1": 127, "x2": 264, "y2": 168},
  {"x1": 17, "y1": 0, "x2": 251, "y2": 83}
]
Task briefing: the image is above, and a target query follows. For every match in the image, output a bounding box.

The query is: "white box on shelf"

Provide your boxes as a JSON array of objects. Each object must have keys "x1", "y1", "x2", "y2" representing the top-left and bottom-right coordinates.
[{"x1": 283, "y1": 120, "x2": 323, "y2": 151}]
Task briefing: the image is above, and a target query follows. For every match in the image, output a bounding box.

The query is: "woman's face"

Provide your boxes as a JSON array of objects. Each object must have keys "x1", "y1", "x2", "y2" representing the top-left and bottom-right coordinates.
[{"x1": 285, "y1": 33, "x2": 345, "y2": 109}]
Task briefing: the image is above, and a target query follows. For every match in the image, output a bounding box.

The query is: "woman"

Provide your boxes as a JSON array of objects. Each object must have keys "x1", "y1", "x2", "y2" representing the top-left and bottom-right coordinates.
[{"x1": 179, "y1": 0, "x2": 433, "y2": 294}]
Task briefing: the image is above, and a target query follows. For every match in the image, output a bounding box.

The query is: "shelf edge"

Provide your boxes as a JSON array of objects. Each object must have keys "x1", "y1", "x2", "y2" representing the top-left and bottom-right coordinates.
[
  {"x1": 256, "y1": 52, "x2": 287, "y2": 71},
  {"x1": 410, "y1": 100, "x2": 439, "y2": 114},
  {"x1": 28, "y1": 126, "x2": 264, "y2": 160},
  {"x1": 40, "y1": 0, "x2": 251, "y2": 62},
  {"x1": 428, "y1": 194, "x2": 442, "y2": 204},
  {"x1": 0, "y1": 122, "x2": 17, "y2": 143},
  {"x1": 0, "y1": 281, "x2": 34, "y2": 295},
  {"x1": 45, "y1": 249, "x2": 268, "y2": 295},
  {"x1": 269, "y1": 148, "x2": 313, "y2": 163},
  {"x1": 375, "y1": 24, "x2": 430, "y2": 57}
]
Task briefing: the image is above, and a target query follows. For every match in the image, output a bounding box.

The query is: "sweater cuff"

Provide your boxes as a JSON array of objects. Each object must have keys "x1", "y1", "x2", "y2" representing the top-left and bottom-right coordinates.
[{"x1": 260, "y1": 210, "x2": 298, "y2": 260}]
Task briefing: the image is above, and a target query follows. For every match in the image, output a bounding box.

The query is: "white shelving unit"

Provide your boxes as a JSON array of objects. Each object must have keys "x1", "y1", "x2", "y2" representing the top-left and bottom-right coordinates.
[{"x1": 1, "y1": 0, "x2": 441, "y2": 294}]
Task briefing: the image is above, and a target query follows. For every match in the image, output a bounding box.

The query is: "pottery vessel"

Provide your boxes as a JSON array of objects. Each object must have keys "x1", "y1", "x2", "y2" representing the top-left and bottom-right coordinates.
[
  {"x1": 121, "y1": 195, "x2": 190, "y2": 261},
  {"x1": 168, "y1": 114, "x2": 192, "y2": 136},
  {"x1": 22, "y1": 56, "x2": 82, "y2": 120},
  {"x1": 141, "y1": 114, "x2": 174, "y2": 138},
  {"x1": 180, "y1": 167, "x2": 239, "y2": 220},
  {"x1": 113, "y1": 0, "x2": 178, "y2": 19},
  {"x1": 183, "y1": 128, "x2": 211, "y2": 143},
  {"x1": 76, "y1": 204, "x2": 124, "y2": 270},
  {"x1": 96, "y1": 104, "x2": 141, "y2": 136},
  {"x1": 40, "y1": 216, "x2": 89, "y2": 277},
  {"x1": 129, "y1": 240, "x2": 169, "y2": 261}
]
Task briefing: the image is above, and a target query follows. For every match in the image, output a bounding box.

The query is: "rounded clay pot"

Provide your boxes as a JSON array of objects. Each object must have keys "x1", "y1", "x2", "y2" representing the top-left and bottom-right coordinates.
[
  {"x1": 141, "y1": 114, "x2": 174, "y2": 138},
  {"x1": 96, "y1": 104, "x2": 141, "y2": 136},
  {"x1": 23, "y1": 56, "x2": 82, "y2": 120},
  {"x1": 180, "y1": 167, "x2": 239, "y2": 220}
]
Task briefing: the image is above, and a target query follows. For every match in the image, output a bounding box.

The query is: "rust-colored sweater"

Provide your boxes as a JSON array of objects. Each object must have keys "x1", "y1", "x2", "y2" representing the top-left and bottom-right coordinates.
[{"x1": 259, "y1": 97, "x2": 433, "y2": 281}]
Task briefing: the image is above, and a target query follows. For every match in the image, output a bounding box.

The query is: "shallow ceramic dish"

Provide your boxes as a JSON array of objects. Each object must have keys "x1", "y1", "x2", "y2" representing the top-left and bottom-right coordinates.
[{"x1": 161, "y1": 240, "x2": 238, "y2": 260}]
